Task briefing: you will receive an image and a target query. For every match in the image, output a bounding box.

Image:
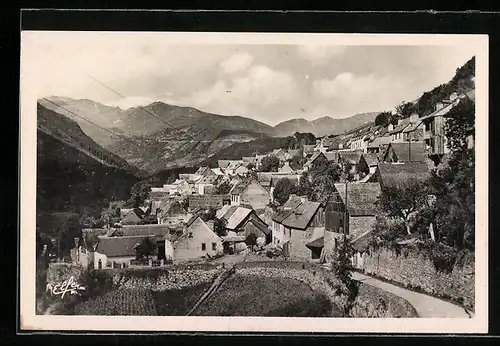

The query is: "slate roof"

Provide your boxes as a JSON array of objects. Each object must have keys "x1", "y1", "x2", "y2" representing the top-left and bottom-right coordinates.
[
  {"x1": 218, "y1": 160, "x2": 232, "y2": 169},
  {"x1": 188, "y1": 194, "x2": 228, "y2": 210},
  {"x1": 279, "y1": 162, "x2": 295, "y2": 174},
  {"x1": 306, "y1": 236, "x2": 324, "y2": 249},
  {"x1": 95, "y1": 235, "x2": 149, "y2": 257},
  {"x1": 385, "y1": 142, "x2": 427, "y2": 162},
  {"x1": 283, "y1": 194, "x2": 303, "y2": 210},
  {"x1": 367, "y1": 136, "x2": 392, "y2": 149},
  {"x1": 281, "y1": 201, "x2": 322, "y2": 230},
  {"x1": 109, "y1": 224, "x2": 181, "y2": 240},
  {"x1": 377, "y1": 162, "x2": 430, "y2": 187},
  {"x1": 338, "y1": 150, "x2": 363, "y2": 164},
  {"x1": 334, "y1": 183, "x2": 381, "y2": 216},
  {"x1": 361, "y1": 153, "x2": 378, "y2": 167},
  {"x1": 323, "y1": 152, "x2": 339, "y2": 162},
  {"x1": 226, "y1": 207, "x2": 253, "y2": 230},
  {"x1": 217, "y1": 205, "x2": 239, "y2": 221}
]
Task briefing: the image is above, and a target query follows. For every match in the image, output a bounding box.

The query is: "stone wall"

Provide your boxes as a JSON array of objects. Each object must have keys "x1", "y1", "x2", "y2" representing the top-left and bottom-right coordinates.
[
  {"x1": 289, "y1": 228, "x2": 313, "y2": 260},
  {"x1": 358, "y1": 246, "x2": 475, "y2": 310}
]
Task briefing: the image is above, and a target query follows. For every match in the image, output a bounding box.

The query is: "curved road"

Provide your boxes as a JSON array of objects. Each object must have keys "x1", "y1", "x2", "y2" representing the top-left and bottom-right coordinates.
[{"x1": 352, "y1": 272, "x2": 473, "y2": 318}]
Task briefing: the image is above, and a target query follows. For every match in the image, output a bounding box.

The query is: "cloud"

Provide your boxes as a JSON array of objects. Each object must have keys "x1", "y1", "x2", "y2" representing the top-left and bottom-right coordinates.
[
  {"x1": 312, "y1": 72, "x2": 412, "y2": 114},
  {"x1": 297, "y1": 45, "x2": 347, "y2": 65},
  {"x1": 188, "y1": 65, "x2": 297, "y2": 110},
  {"x1": 220, "y1": 52, "x2": 254, "y2": 74}
]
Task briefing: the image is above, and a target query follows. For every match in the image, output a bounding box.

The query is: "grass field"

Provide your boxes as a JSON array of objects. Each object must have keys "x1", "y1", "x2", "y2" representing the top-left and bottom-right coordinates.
[{"x1": 194, "y1": 274, "x2": 333, "y2": 317}]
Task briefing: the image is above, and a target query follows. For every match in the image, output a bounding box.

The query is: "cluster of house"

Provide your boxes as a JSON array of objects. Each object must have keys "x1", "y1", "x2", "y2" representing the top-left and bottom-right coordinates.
[{"x1": 71, "y1": 88, "x2": 475, "y2": 269}]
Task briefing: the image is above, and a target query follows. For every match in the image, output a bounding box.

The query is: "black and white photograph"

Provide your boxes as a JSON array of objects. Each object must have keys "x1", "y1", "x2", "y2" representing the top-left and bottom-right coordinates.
[{"x1": 19, "y1": 31, "x2": 488, "y2": 333}]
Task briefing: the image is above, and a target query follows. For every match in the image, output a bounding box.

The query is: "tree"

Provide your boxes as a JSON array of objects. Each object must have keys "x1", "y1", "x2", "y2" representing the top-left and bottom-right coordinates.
[
  {"x1": 201, "y1": 207, "x2": 217, "y2": 222},
  {"x1": 137, "y1": 237, "x2": 157, "y2": 260},
  {"x1": 100, "y1": 200, "x2": 126, "y2": 227},
  {"x1": 374, "y1": 111, "x2": 393, "y2": 126},
  {"x1": 260, "y1": 155, "x2": 280, "y2": 172},
  {"x1": 127, "y1": 180, "x2": 153, "y2": 208},
  {"x1": 444, "y1": 98, "x2": 475, "y2": 153},
  {"x1": 308, "y1": 159, "x2": 342, "y2": 202},
  {"x1": 273, "y1": 178, "x2": 298, "y2": 205},
  {"x1": 217, "y1": 181, "x2": 232, "y2": 195},
  {"x1": 213, "y1": 218, "x2": 227, "y2": 237},
  {"x1": 377, "y1": 179, "x2": 428, "y2": 235},
  {"x1": 57, "y1": 214, "x2": 82, "y2": 259},
  {"x1": 246, "y1": 162, "x2": 255, "y2": 171},
  {"x1": 331, "y1": 236, "x2": 358, "y2": 314},
  {"x1": 245, "y1": 233, "x2": 258, "y2": 251},
  {"x1": 297, "y1": 171, "x2": 312, "y2": 197},
  {"x1": 395, "y1": 102, "x2": 417, "y2": 119}
]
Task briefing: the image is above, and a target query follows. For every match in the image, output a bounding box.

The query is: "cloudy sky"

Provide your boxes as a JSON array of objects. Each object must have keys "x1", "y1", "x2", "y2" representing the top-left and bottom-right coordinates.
[{"x1": 25, "y1": 32, "x2": 476, "y2": 126}]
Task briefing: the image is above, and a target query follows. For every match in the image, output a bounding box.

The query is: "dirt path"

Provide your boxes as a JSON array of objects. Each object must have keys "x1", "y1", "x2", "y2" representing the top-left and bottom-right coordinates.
[{"x1": 352, "y1": 272, "x2": 473, "y2": 318}]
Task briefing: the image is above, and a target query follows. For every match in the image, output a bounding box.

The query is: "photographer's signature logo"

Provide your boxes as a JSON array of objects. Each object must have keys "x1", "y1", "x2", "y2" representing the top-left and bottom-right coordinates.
[{"x1": 46, "y1": 276, "x2": 86, "y2": 298}]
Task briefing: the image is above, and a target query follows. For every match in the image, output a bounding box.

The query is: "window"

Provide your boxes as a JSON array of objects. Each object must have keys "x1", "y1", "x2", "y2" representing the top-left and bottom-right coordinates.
[
  {"x1": 212, "y1": 243, "x2": 217, "y2": 251},
  {"x1": 202, "y1": 243, "x2": 206, "y2": 251}
]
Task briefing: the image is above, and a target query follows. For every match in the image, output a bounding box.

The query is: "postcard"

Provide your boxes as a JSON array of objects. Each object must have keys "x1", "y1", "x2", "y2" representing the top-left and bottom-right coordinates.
[{"x1": 19, "y1": 31, "x2": 488, "y2": 333}]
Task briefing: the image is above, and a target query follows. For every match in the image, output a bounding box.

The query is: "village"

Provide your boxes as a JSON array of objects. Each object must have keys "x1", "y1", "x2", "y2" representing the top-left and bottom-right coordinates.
[{"x1": 58, "y1": 88, "x2": 476, "y2": 276}]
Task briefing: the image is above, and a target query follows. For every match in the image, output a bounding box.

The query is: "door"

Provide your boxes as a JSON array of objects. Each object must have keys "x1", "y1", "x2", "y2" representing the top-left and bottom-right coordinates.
[{"x1": 157, "y1": 241, "x2": 166, "y2": 261}]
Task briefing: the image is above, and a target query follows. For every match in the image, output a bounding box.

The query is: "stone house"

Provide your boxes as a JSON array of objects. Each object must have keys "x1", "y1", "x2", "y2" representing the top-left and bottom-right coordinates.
[
  {"x1": 329, "y1": 183, "x2": 381, "y2": 239},
  {"x1": 173, "y1": 215, "x2": 223, "y2": 262},
  {"x1": 156, "y1": 200, "x2": 186, "y2": 225},
  {"x1": 366, "y1": 136, "x2": 392, "y2": 156},
  {"x1": 94, "y1": 235, "x2": 147, "y2": 269},
  {"x1": 223, "y1": 206, "x2": 271, "y2": 244},
  {"x1": 229, "y1": 178, "x2": 270, "y2": 210},
  {"x1": 271, "y1": 197, "x2": 326, "y2": 260}
]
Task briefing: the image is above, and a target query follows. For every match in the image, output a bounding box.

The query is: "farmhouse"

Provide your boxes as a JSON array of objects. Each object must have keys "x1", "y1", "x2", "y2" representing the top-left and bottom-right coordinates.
[
  {"x1": 271, "y1": 197, "x2": 326, "y2": 261},
  {"x1": 173, "y1": 215, "x2": 223, "y2": 262},
  {"x1": 330, "y1": 183, "x2": 381, "y2": 239},
  {"x1": 157, "y1": 200, "x2": 186, "y2": 225},
  {"x1": 229, "y1": 178, "x2": 270, "y2": 210},
  {"x1": 224, "y1": 206, "x2": 272, "y2": 244},
  {"x1": 366, "y1": 136, "x2": 392, "y2": 156}
]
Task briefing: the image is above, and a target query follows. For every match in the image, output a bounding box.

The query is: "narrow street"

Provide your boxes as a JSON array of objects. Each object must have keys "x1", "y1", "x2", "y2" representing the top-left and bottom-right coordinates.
[{"x1": 352, "y1": 272, "x2": 473, "y2": 318}]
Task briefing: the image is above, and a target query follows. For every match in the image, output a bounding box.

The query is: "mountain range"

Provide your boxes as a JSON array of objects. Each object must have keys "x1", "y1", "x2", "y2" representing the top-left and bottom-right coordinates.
[
  {"x1": 38, "y1": 96, "x2": 382, "y2": 173},
  {"x1": 273, "y1": 112, "x2": 380, "y2": 137}
]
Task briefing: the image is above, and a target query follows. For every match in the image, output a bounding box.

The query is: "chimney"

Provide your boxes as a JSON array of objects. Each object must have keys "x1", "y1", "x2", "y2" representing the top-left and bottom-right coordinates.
[{"x1": 409, "y1": 113, "x2": 418, "y2": 123}]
